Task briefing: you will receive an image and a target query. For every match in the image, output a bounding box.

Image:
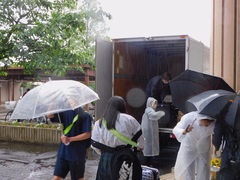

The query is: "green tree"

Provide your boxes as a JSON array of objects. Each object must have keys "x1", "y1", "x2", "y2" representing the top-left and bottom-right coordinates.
[
  {"x1": 0, "y1": 0, "x2": 111, "y2": 76},
  {"x1": 77, "y1": 0, "x2": 111, "y2": 65}
]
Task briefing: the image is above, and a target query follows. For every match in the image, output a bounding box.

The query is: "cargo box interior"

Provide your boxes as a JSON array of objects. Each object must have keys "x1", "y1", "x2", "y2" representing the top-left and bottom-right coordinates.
[{"x1": 113, "y1": 37, "x2": 186, "y2": 122}]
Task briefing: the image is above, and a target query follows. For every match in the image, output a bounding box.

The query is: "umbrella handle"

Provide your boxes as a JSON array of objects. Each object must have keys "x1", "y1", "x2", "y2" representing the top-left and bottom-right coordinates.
[
  {"x1": 57, "y1": 113, "x2": 62, "y2": 123},
  {"x1": 191, "y1": 118, "x2": 197, "y2": 126}
]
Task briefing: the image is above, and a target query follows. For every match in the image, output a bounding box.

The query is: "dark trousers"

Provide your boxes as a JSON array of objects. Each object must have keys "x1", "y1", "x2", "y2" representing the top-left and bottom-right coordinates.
[
  {"x1": 217, "y1": 165, "x2": 240, "y2": 180},
  {"x1": 143, "y1": 156, "x2": 153, "y2": 167}
]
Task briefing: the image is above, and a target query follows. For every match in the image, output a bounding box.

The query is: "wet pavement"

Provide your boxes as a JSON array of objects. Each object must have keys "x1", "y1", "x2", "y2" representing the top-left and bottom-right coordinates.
[{"x1": 0, "y1": 141, "x2": 99, "y2": 180}]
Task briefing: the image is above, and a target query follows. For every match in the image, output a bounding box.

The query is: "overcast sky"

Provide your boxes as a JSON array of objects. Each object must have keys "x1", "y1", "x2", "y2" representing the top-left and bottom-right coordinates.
[{"x1": 98, "y1": 0, "x2": 212, "y2": 47}]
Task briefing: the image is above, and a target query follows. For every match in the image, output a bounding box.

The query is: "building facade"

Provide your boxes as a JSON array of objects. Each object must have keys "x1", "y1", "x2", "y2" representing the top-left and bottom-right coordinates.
[{"x1": 211, "y1": 0, "x2": 240, "y2": 92}]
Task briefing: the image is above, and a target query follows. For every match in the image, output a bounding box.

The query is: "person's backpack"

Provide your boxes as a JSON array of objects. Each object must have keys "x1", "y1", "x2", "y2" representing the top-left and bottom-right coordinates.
[{"x1": 111, "y1": 146, "x2": 142, "y2": 180}]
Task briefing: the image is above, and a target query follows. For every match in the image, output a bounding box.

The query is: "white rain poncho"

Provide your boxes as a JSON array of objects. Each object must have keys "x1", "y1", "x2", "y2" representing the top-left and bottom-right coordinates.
[
  {"x1": 173, "y1": 111, "x2": 215, "y2": 180},
  {"x1": 141, "y1": 97, "x2": 165, "y2": 156}
]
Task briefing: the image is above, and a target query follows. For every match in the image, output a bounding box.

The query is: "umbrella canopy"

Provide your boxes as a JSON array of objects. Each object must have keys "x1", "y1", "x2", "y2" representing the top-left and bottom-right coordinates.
[
  {"x1": 169, "y1": 69, "x2": 235, "y2": 114},
  {"x1": 187, "y1": 89, "x2": 240, "y2": 129},
  {"x1": 10, "y1": 80, "x2": 99, "y2": 120}
]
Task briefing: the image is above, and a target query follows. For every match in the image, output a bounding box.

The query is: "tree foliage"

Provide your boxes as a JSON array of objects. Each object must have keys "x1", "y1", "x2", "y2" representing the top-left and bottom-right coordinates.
[{"x1": 0, "y1": 0, "x2": 111, "y2": 76}]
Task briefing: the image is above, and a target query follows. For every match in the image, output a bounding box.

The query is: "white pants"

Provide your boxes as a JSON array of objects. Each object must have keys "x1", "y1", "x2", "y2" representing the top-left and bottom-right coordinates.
[{"x1": 183, "y1": 156, "x2": 210, "y2": 180}]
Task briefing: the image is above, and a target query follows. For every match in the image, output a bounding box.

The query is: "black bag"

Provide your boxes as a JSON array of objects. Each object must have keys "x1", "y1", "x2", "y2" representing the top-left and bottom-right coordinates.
[
  {"x1": 111, "y1": 146, "x2": 142, "y2": 180},
  {"x1": 110, "y1": 130, "x2": 143, "y2": 180},
  {"x1": 226, "y1": 128, "x2": 240, "y2": 166}
]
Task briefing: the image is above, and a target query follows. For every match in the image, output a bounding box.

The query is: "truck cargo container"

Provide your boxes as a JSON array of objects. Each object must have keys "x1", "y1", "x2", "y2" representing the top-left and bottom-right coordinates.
[{"x1": 95, "y1": 35, "x2": 210, "y2": 155}]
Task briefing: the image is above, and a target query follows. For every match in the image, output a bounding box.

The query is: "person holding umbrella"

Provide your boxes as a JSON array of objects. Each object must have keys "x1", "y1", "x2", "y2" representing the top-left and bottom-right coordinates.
[
  {"x1": 212, "y1": 104, "x2": 240, "y2": 180},
  {"x1": 6, "y1": 80, "x2": 99, "y2": 180},
  {"x1": 212, "y1": 120, "x2": 240, "y2": 180},
  {"x1": 184, "y1": 89, "x2": 240, "y2": 179},
  {"x1": 52, "y1": 107, "x2": 92, "y2": 180},
  {"x1": 173, "y1": 111, "x2": 215, "y2": 180}
]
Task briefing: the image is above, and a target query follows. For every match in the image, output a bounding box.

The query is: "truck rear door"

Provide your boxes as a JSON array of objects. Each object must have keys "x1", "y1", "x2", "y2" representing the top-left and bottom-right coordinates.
[
  {"x1": 186, "y1": 37, "x2": 206, "y2": 72},
  {"x1": 95, "y1": 38, "x2": 113, "y2": 120}
]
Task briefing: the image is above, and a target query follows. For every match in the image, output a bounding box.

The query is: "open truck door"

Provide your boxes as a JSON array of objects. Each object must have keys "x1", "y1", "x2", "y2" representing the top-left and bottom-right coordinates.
[{"x1": 95, "y1": 38, "x2": 113, "y2": 120}]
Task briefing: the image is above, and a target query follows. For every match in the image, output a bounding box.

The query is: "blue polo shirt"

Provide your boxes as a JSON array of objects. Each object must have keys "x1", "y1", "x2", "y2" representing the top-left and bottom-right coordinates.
[{"x1": 57, "y1": 108, "x2": 92, "y2": 162}]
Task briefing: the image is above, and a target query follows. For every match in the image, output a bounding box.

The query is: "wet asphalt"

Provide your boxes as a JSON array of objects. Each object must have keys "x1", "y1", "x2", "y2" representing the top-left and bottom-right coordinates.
[{"x1": 0, "y1": 141, "x2": 99, "y2": 180}]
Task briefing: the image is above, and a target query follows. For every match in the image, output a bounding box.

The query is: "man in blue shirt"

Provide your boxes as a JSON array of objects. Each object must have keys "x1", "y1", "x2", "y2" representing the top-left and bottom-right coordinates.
[{"x1": 52, "y1": 107, "x2": 92, "y2": 180}]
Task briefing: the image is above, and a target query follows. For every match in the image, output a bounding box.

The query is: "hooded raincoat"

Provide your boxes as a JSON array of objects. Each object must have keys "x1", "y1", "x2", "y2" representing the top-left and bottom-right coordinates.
[
  {"x1": 141, "y1": 97, "x2": 165, "y2": 156},
  {"x1": 173, "y1": 111, "x2": 215, "y2": 180}
]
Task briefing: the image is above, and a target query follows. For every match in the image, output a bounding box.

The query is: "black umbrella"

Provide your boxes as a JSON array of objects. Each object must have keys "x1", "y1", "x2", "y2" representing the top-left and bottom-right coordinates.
[
  {"x1": 169, "y1": 69, "x2": 235, "y2": 114},
  {"x1": 187, "y1": 89, "x2": 240, "y2": 129}
]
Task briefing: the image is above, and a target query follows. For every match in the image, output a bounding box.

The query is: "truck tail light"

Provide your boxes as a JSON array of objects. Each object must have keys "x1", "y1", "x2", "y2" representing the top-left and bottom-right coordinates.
[{"x1": 170, "y1": 134, "x2": 176, "y2": 138}]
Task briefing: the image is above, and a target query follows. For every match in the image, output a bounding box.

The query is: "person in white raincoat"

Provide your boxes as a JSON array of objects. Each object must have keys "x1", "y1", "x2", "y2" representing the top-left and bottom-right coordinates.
[
  {"x1": 173, "y1": 111, "x2": 215, "y2": 180},
  {"x1": 141, "y1": 97, "x2": 165, "y2": 166}
]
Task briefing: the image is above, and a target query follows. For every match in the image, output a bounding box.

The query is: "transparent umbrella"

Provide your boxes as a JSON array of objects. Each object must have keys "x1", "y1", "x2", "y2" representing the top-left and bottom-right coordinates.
[{"x1": 10, "y1": 80, "x2": 99, "y2": 120}]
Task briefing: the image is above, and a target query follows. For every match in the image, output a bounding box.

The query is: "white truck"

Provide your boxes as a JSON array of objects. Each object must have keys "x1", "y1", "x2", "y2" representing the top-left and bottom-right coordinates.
[{"x1": 95, "y1": 35, "x2": 210, "y2": 156}]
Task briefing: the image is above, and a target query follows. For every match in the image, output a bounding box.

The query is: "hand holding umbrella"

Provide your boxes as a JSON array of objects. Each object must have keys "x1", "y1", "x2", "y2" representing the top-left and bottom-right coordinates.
[
  {"x1": 182, "y1": 119, "x2": 196, "y2": 134},
  {"x1": 61, "y1": 135, "x2": 70, "y2": 146},
  {"x1": 182, "y1": 124, "x2": 193, "y2": 135}
]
